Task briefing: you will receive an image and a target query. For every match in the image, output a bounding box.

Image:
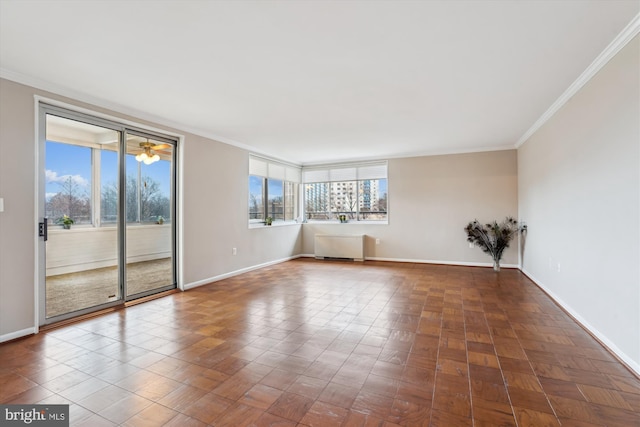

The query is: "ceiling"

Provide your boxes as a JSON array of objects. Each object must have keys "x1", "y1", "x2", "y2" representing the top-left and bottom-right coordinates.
[{"x1": 1, "y1": 1, "x2": 638, "y2": 165}]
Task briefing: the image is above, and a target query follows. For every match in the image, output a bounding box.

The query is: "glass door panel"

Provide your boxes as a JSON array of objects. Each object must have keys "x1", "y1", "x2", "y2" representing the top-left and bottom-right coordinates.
[
  {"x1": 125, "y1": 134, "x2": 175, "y2": 298},
  {"x1": 44, "y1": 114, "x2": 122, "y2": 319},
  {"x1": 39, "y1": 105, "x2": 178, "y2": 325}
]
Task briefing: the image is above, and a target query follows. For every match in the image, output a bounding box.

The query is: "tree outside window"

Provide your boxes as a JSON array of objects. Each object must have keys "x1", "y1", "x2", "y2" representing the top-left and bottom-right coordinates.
[
  {"x1": 249, "y1": 175, "x2": 264, "y2": 220},
  {"x1": 46, "y1": 140, "x2": 171, "y2": 226},
  {"x1": 250, "y1": 175, "x2": 298, "y2": 223},
  {"x1": 45, "y1": 141, "x2": 92, "y2": 224},
  {"x1": 303, "y1": 178, "x2": 387, "y2": 222}
]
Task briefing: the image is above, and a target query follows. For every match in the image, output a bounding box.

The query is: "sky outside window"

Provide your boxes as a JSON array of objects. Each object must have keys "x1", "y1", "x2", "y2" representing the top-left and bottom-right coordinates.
[
  {"x1": 46, "y1": 143, "x2": 171, "y2": 202},
  {"x1": 45, "y1": 141, "x2": 92, "y2": 201},
  {"x1": 46, "y1": 140, "x2": 172, "y2": 224}
]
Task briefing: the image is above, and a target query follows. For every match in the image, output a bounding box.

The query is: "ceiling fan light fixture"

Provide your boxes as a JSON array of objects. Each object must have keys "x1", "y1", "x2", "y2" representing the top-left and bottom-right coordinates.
[
  {"x1": 135, "y1": 140, "x2": 161, "y2": 164},
  {"x1": 143, "y1": 154, "x2": 160, "y2": 165}
]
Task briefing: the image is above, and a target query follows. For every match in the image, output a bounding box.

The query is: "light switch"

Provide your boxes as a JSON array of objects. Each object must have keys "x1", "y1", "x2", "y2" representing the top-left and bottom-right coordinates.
[{"x1": 0, "y1": 198, "x2": 4, "y2": 212}]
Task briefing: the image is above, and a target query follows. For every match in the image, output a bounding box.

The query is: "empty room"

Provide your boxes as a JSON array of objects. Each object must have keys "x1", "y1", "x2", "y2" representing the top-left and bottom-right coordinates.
[{"x1": 0, "y1": 1, "x2": 639, "y2": 426}]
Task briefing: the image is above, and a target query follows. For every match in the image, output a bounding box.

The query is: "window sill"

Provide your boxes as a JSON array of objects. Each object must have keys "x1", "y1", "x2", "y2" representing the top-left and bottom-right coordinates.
[
  {"x1": 249, "y1": 221, "x2": 302, "y2": 229},
  {"x1": 48, "y1": 223, "x2": 171, "y2": 232},
  {"x1": 303, "y1": 221, "x2": 388, "y2": 225}
]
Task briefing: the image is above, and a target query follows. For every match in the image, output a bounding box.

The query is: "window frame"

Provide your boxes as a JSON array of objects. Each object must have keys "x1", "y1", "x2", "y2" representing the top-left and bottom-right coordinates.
[
  {"x1": 249, "y1": 175, "x2": 300, "y2": 226},
  {"x1": 302, "y1": 161, "x2": 388, "y2": 224},
  {"x1": 249, "y1": 155, "x2": 301, "y2": 227},
  {"x1": 44, "y1": 115, "x2": 177, "y2": 229},
  {"x1": 44, "y1": 139, "x2": 95, "y2": 227}
]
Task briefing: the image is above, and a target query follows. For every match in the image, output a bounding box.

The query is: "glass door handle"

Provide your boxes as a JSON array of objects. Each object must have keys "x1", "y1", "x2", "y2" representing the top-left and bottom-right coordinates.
[{"x1": 39, "y1": 218, "x2": 48, "y2": 241}]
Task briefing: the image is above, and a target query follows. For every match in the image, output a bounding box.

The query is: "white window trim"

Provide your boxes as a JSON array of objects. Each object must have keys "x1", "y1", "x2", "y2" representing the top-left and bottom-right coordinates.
[
  {"x1": 249, "y1": 154, "x2": 302, "y2": 227},
  {"x1": 302, "y1": 160, "x2": 388, "y2": 224}
]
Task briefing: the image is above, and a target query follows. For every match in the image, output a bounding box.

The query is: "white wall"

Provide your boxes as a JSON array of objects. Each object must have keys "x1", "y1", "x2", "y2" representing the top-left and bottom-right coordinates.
[
  {"x1": 303, "y1": 150, "x2": 519, "y2": 267},
  {"x1": 0, "y1": 79, "x2": 36, "y2": 338},
  {"x1": 518, "y1": 36, "x2": 639, "y2": 371},
  {"x1": 46, "y1": 225, "x2": 172, "y2": 275},
  {"x1": 180, "y1": 132, "x2": 303, "y2": 288}
]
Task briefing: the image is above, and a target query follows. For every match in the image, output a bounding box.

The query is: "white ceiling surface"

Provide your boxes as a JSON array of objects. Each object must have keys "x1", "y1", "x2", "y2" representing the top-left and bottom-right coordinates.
[{"x1": 1, "y1": 1, "x2": 638, "y2": 165}]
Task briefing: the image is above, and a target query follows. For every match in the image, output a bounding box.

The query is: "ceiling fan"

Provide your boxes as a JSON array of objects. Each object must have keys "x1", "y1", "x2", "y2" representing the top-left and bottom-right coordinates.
[{"x1": 134, "y1": 140, "x2": 171, "y2": 164}]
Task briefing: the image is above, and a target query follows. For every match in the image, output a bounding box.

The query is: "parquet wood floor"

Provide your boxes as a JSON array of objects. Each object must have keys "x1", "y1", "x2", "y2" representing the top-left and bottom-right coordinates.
[{"x1": 2, "y1": 259, "x2": 639, "y2": 426}]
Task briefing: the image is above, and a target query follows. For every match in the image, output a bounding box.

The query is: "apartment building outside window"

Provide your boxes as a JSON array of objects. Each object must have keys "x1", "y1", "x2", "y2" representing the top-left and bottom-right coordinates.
[{"x1": 303, "y1": 162, "x2": 388, "y2": 222}]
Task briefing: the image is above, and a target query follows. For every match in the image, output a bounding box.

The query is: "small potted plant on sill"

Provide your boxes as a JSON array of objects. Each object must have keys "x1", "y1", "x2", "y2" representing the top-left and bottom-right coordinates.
[
  {"x1": 464, "y1": 216, "x2": 526, "y2": 272},
  {"x1": 338, "y1": 214, "x2": 348, "y2": 223},
  {"x1": 57, "y1": 215, "x2": 74, "y2": 229},
  {"x1": 265, "y1": 217, "x2": 273, "y2": 226},
  {"x1": 156, "y1": 216, "x2": 165, "y2": 225}
]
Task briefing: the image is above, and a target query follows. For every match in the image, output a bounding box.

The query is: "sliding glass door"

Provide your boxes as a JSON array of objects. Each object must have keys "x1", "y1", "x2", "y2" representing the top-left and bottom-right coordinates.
[
  {"x1": 38, "y1": 105, "x2": 177, "y2": 324},
  {"x1": 125, "y1": 133, "x2": 176, "y2": 298},
  {"x1": 42, "y1": 114, "x2": 122, "y2": 318}
]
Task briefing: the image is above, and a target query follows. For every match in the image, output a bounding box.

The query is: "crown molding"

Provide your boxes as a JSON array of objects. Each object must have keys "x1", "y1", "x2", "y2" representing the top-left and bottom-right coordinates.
[
  {"x1": 300, "y1": 144, "x2": 515, "y2": 167},
  {"x1": 515, "y1": 13, "x2": 640, "y2": 148},
  {"x1": 0, "y1": 67, "x2": 271, "y2": 158}
]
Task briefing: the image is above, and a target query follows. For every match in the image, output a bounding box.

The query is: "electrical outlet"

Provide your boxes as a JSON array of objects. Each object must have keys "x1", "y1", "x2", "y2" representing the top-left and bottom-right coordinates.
[
  {"x1": 375, "y1": 238, "x2": 380, "y2": 245},
  {"x1": 469, "y1": 242, "x2": 474, "y2": 249},
  {"x1": 232, "y1": 248, "x2": 237, "y2": 255}
]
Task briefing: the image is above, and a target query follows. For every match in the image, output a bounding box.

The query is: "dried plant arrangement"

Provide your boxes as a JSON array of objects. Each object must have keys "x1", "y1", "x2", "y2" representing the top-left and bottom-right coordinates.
[{"x1": 465, "y1": 217, "x2": 526, "y2": 271}]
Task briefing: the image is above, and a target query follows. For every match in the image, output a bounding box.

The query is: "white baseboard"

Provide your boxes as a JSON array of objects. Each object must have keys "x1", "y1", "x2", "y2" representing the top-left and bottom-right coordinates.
[
  {"x1": 0, "y1": 327, "x2": 36, "y2": 343},
  {"x1": 521, "y1": 268, "x2": 640, "y2": 376},
  {"x1": 183, "y1": 255, "x2": 302, "y2": 290},
  {"x1": 299, "y1": 253, "x2": 518, "y2": 269},
  {"x1": 365, "y1": 257, "x2": 519, "y2": 268}
]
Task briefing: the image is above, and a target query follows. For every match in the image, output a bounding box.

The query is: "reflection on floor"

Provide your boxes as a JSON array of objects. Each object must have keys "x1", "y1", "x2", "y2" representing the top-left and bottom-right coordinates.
[
  {"x1": 3, "y1": 259, "x2": 639, "y2": 426},
  {"x1": 46, "y1": 258, "x2": 173, "y2": 318}
]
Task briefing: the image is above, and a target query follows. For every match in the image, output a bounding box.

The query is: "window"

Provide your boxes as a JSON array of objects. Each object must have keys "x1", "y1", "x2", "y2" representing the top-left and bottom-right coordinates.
[
  {"x1": 248, "y1": 156, "x2": 386, "y2": 224},
  {"x1": 304, "y1": 182, "x2": 330, "y2": 219},
  {"x1": 268, "y1": 179, "x2": 284, "y2": 220},
  {"x1": 249, "y1": 175, "x2": 264, "y2": 220},
  {"x1": 284, "y1": 181, "x2": 298, "y2": 221},
  {"x1": 45, "y1": 118, "x2": 175, "y2": 228},
  {"x1": 100, "y1": 149, "x2": 118, "y2": 224},
  {"x1": 303, "y1": 162, "x2": 388, "y2": 222},
  {"x1": 45, "y1": 141, "x2": 93, "y2": 225},
  {"x1": 125, "y1": 142, "x2": 172, "y2": 224},
  {"x1": 249, "y1": 155, "x2": 301, "y2": 224}
]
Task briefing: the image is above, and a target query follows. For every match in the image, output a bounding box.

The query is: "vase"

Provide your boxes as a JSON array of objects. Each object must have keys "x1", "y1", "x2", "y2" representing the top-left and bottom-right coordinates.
[
  {"x1": 63, "y1": 224, "x2": 71, "y2": 229},
  {"x1": 493, "y1": 259, "x2": 500, "y2": 272}
]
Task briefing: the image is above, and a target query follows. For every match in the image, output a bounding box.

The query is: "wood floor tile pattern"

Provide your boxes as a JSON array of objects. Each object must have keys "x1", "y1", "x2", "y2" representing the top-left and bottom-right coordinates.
[{"x1": 2, "y1": 259, "x2": 639, "y2": 426}]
